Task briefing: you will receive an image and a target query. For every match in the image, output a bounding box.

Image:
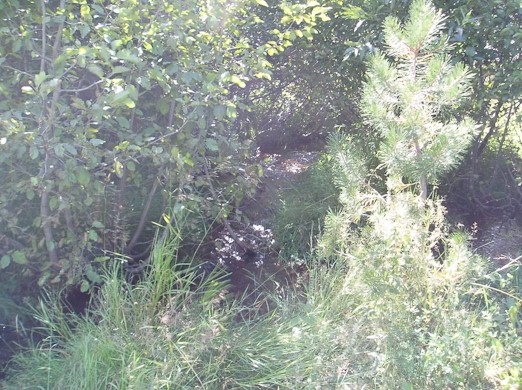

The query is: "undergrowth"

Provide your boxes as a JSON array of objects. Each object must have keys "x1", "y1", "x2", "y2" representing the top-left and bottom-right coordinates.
[
  {"x1": 275, "y1": 153, "x2": 340, "y2": 261},
  {"x1": 3, "y1": 201, "x2": 521, "y2": 388},
  {"x1": 1, "y1": 210, "x2": 359, "y2": 389}
]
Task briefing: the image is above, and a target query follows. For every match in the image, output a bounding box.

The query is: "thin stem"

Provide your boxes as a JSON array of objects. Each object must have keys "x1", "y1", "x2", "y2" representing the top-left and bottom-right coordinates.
[
  {"x1": 40, "y1": 0, "x2": 46, "y2": 73},
  {"x1": 125, "y1": 178, "x2": 160, "y2": 254},
  {"x1": 51, "y1": 0, "x2": 66, "y2": 61}
]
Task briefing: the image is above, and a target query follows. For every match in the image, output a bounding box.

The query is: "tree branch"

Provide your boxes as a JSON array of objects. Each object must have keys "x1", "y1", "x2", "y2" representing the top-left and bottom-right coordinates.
[
  {"x1": 40, "y1": 187, "x2": 59, "y2": 263},
  {"x1": 489, "y1": 101, "x2": 514, "y2": 191},
  {"x1": 40, "y1": 0, "x2": 46, "y2": 73},
  {"x1": 51, "y1": 0, "x2": 66, "y2": 61},
  {"x1": 125, "y1": 177, "x2": 159, "y2": 254},
  {"x1": 475, "y1": 99, "x2": 503, "y2": 158}
]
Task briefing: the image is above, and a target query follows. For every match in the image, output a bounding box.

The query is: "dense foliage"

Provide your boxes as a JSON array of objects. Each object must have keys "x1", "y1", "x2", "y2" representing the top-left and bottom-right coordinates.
[
  {"x1": 1, "y1": 0, "x2": 521, "y2": 388},
  {"x1": 0, "y1": 0, "x2": 329, "y2": 288}
]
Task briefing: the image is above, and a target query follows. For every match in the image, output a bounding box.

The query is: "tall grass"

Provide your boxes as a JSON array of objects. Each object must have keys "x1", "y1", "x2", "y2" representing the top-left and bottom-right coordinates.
[
  {"x1": 275, "y1": 155, "x2": 340, "y2": 261},
  {"x1": 3, "y1": 202, "x2": 522, "y2": 389},
  {"x1": 1, "y1": 211, "x2": 355, "y2": 389}
]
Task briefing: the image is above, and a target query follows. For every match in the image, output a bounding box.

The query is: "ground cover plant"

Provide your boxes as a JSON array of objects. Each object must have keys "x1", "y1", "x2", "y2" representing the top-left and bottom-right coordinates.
[{"x1": 3, "y1": 197, "x2": 521, "y2": 388}]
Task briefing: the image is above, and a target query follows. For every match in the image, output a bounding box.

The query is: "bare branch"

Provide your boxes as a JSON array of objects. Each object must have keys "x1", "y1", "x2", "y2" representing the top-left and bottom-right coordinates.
[
  {"x1": 40, "y1": 0, "x2": 46, "y2": 72},
  {"x1": 61, "y1": 80, "x2": 103, "y2": 93},
  {"x1": 125, "y1": 178, "x2": 160, "y2": 254}
]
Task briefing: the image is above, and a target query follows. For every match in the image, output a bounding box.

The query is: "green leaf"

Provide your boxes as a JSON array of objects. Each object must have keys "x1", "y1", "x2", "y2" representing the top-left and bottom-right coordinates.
[
  {"x1": 341, "y1": 5, "x2": 365, "y2": 20},
  {"x1": 35, "y1": 71, "x2": 47, "y2": 88},
  {"x1": 80, "y1": 280, "x2": 90, "y2": 293},
  {"x1": 80, "y1": 4, "x2": 91, "y2": 17},
  {"x1": 64, "y1": 143, "x2": 77, "y2": 155},
  {"x1": 137, "y1": 76, "x2": 151, "y2": 89},
  {"x1": 267, "y1": 47, "x2": 278, "y2": 56},
  {"x1": 92, "y1": 220, "x2": 104, "y2": 229},
  {"x1": 255, "y1": 71, "x2": 272, "y2": 80},
  {"x1": 114, "y1": 160, "x2": 124, "y2": 177},
  {"x1": 167, "y1": 63, "x2": 179, "y2": 75},
  {"x1": 77, "y1": 168, "x2": 91, "y2": 186},
  {"x1": 110, "y1": 89, "x2": 129, "y2": 103},
  {"x1": 111, "y1": 66, "x2": 131, "y2": 74},
  {"x1": 256, "y1": 0, "x2": 269, "y2": 6},
  {"x1": 230, "y1": 75, "x2": 246, "y2": 88},
  {"x1": 78, "y1": 46, "x2": 90, "y2": 56},
  {"x1": 29, "y1": 145, "x2": 39, "y2": 160},
  {"x1": 181, "y1": 72, "x2": 195, "y2": 83},
  {"x1": 110, "y1": 89, "x2": 136, "y2": 108},
  {"x1": 143, "y1": 41, "x2": 153, "y2": 51},
  {"x1": 227, "y1": 104, "x2": 237, "y2": 119},
  {"x1": 206, "y1": 138, "x2": 219, "y2": 151},
  {"x1": 79, "y1": 24, "x2": 91, "y2": 39},
  {"x1": 89, "y1": 138, "x2": 105, "y2": 146},
  {"x1": 49, "y1": 196, "x2": 59, "y2": 210},
  {"x1": 115, "y1": 117, "x2": 130, "y2": 129},
  {"x1": 38, "y1": 271, "x2": 51, "y2": 287},
  {"x1": 86, "y1": 264, "x2": 102, "y2": 283},
  {"x1": 122, "y1": 98, "x2": 136, "y2": 108},
  {"x1": 12, "y1": 251, "x2": 27, "y2": 265},
  {"x1": 213, "y1": 105, "x2": 226, "y2": 120},
  {"x1": 198, "y1": 117, "x2": 206, "y2": 130},
  {"x1": 88, "y1": 229, "x2": 99, "y2": 241},
  {"x1": 0, "y1": 255, "x2": 11, "y2": 269},
  {"x1": 158, "y1": 99, "x2": 170, "y2": 115},
  {"x1": 21, "y1": 86, "x2": 34, "y2": 94},
  {"x1": 87, "y1": 64, "x2": 104, "y2": 78},
  {"x1": 116, "y1": 49, "x2": 141, "y2": 64},
  {"x1": 465, "y1": 46, "x2": 476, "y2": 58},
  {"x1": 54, "y1": 143, "x2": 65, "y2": 157},
  {"x1": 183, "y1": 154, "x2": 195, "y2": 167}
]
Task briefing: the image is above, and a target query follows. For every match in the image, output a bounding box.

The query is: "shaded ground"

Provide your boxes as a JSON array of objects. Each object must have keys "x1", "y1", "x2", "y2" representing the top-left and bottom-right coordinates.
[
  {"x1": 473, "y1": 217, "x2": 522, "y2": 268},
  {"x1": 206, "y1": 149, "x2": 319, "y2": 308}
]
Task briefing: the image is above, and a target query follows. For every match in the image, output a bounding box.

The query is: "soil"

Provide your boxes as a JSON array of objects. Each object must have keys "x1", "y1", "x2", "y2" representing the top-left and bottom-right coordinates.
[{"x1": 472, "y1": 217, "x2": 522, "y2": 268}]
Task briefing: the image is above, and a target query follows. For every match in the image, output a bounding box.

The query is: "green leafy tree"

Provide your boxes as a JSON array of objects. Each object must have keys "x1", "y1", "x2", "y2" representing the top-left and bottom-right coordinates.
[
  {"x1": 434, "y1": 0, "x2": 522, "y2": 216},
  {"x1": 361, "y1": 0, "x2": 477, "y2": 201},
  {"x1": 0, "y1": 0, "x2": 330, "y2": 288}
]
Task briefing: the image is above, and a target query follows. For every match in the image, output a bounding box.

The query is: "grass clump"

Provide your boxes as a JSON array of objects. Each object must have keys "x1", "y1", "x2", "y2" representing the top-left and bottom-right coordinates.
[
  {"x1": 275, "y1": 152, "x2": 341, "y2": 261},
  {"x1": 2, "y1": 210, "x2": 358, "y2": 389}
]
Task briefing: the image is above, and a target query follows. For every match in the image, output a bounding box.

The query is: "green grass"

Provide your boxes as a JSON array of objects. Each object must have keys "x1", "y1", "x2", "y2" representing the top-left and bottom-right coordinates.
[
  {"x1": 275, "y1": 155, "x2": 340, "y2": 261},
  {"x1": 3, "y1": 205, "x2": 522, "y2": 389}
]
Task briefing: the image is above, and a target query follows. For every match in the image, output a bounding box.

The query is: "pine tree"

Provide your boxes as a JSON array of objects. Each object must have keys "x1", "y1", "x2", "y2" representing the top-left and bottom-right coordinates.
[{"x1": 361, "y1": 0, "x2": 477, "y2": 200}]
